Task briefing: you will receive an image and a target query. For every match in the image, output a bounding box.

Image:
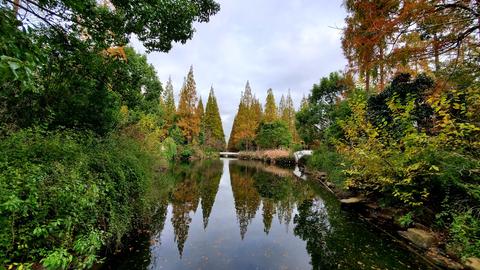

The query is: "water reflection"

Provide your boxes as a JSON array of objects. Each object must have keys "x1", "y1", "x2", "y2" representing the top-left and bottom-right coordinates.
[
  {"x1": 169, "y1": 161, "x2": 222, "y2": 257},
  {"x1": 294, "y1": 199, "x2": 333, "y2": 269},
  {"x1": 105, "y1": 158, "x2": 431, "y2": 270}
]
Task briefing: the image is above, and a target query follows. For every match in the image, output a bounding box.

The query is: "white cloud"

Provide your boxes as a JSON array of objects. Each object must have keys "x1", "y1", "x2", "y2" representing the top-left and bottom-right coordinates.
[{"x1": 131, "y1": 0, "x2": 347, "y2": 140}]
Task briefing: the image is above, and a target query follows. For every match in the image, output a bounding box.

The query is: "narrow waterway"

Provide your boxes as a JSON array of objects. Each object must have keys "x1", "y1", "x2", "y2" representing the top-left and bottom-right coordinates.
[{"x1": 105, "y1": 158, "x2": 432, "y2": 270}]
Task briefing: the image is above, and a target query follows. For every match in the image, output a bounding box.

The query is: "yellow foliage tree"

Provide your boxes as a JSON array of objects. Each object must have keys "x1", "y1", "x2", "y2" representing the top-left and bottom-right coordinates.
[{"x1": 177, "y1": 66, "x2": 200, "y2": 143}]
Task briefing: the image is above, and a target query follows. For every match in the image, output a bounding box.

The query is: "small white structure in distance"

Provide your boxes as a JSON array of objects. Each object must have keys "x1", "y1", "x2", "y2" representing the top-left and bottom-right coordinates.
[{"x1": 293, "y1": 150, "x2": 313, "y2": 163}]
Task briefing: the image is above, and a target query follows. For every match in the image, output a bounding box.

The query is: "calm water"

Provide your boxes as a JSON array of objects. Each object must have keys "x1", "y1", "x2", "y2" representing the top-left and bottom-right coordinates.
[{"x1": 105, "y1": 159, "x2": 432, "y2": 270}]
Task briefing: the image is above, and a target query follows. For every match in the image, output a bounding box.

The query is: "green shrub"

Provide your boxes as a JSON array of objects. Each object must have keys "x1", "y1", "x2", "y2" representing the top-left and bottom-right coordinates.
[
  {"x1": 397, "y1": 212, "x2": 414, "y2": 228},
  {"x1": 161, "y1": 137, "x2": 177, "y2": 161},
  {"x1": 178, "y1": 144, "x2": 193, "y2": 162},
  {"x1": 307, "y1": 145, "x2": 346, "y2": 186},
  {"x1": 256, "y1": 120, "x2": 292, "y2": 149},
  {"x1": 0, "y1": 128, "x2": 153, "y2": 269},
  {"x1": 447, "y1": 210, "x2": 480, "y2": 259}
]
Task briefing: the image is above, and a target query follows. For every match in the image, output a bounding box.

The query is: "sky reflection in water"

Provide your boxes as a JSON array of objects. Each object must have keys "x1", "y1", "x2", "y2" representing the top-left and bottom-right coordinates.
[{"x1": 108, "y1": 159, "x2": 431, "y2": 270}]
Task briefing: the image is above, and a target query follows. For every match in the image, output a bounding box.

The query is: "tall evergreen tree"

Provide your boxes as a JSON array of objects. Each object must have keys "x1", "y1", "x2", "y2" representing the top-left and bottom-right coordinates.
[
  {"x1": 228, "y1": 113, "x2": 239, "y2": 151},
  {"x1": 197, "y1": 97, "x2": 205, "y2": 145},
  {"x1": 278, "y1": 95, "x2": 286, "y2": 118},
  {"x1": 162, "y1": 76, "x2": 176, "y2": 128},
  {"x1": 177, "y1": 66, "x2": 200, "y2": 143},
  {"x1": 300, "y1": 94, "x2": 309, "y2": 110},
  {"x1": 228, "y1": 81, "x2": 262, "y2": 151},
  {"x1": 264, "y1": 88, "x2": 277, "y2": 123},
  {"x1": 251, "y1": 96, "x2": 263, "y2": 127},
  {"x1": 197, "y1": 97, "x2": 205, "y2": 119},
  {"x1": 282, "y1": 90, "x2": 298, "y2": 142},
  {"x1": 205, "y1": 87, "x2": 226, "y2": 150}
]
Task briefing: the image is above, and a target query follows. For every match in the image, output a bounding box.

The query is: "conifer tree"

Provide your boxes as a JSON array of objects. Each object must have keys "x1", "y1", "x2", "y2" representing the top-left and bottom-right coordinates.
[
  {"x1": 278, "y1": 94, "x2": 286, "y2": 118},
  {"x1": 177, "y1": 66, "x2": 200, "y2": 143},
  {"x1": 228, "y1": 81, "x2": 262, "y2": 151},
  {"x1": 197, "y1": 97, "x2": 205, "y2": 119},
  {"x1": 197, "y1": 97, "x2": 205, "y2": 145},
  {"x1": 251, "y1": 96, "x2": 263, "y2": 127},
  {"x1": 162, "y1": 76, "x2": 176, "y2": 127},
  {"x1": 228, "y1": 114, "x2": 239, "y2": 151},
  {"x1": 263, "y1": 88, "x2": 277, "y2": 123},
  {"x1": 300, "y1": 94, "x2": 309, "y2": 110},
  {"x1": 205, "y1": 87, "x2": 226, "y2": 150},
  {"x1": 283, "y1": 90, "x2": 298, "y2": 142}
]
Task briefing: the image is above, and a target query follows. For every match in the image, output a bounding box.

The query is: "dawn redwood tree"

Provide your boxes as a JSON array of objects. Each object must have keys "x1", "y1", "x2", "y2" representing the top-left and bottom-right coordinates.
[
  {"x1": 177, "y1": 66, "x2": 200, "y2": 143},
  {"x1": 263, "y1": 88, "x2": 277, "y2": 123},
  {"x1": 197, "y1": 97, "x2": 205, "y2": 122},
  {"x1": 162, "y1": 76, "x2": 177, "y2": 128},
  {"x1": 280, "y1": 90, "x2": 298, "y2": 142},
  {"x1": 278, "y1": 95, "x2": 286, "y2": 118},
  {"x1": 197, "y1": 96, "x2": 205, "y2": 145},
  {"x1": 228, "y1": 81, "x2": 262, "y2": 151},
  {"x1": 228, "y1": 114, "x2": 239, "y2": 151},
  {"x1": 205, "y1": 87, "x2": 226, "y2": 150},
  {"x1": 342, "y1": 0, "x2": 399, "y2": 92},
  {"x1": 251, "y1": 97, "x2": 263, "y2": 128},
  {"x1": 342, "y1": 0, "x2": 480, "y2": 91}
]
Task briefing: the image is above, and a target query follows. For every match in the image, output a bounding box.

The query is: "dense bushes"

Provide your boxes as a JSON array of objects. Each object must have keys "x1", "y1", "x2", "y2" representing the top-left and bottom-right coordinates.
[
  {"x1": 0, "y1": 2, "x2": 223, "y2": 268},
  {"x1": 0, "y1": 129, "x2": 153, "y2": 269},
  {"x1": 338, "y1": 75, "x2": 480, "y2": 207},
  {"x1": 447, "y1": 210, "x2": 480, "y2": 259},
  {"x1": 255, "y1": 120, "x2": 292, "y2": 149},
  {"x1": 298, "y1": 71, "x2": 480, "y2": 259},
  {"x1": 306, "y1": 146, "x2": 346, "y2": 186}
]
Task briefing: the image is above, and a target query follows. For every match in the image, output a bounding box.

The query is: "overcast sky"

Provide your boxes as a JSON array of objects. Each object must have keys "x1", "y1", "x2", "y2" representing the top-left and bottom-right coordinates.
[{"x1": 131, "y1": 0, "x2": 347, "y2": 139}]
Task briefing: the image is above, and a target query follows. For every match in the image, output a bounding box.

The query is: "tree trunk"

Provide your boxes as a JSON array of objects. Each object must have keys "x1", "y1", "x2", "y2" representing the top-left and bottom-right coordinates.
[
  {"x1": 379, "y1": 45, "x2": 385, "y2": 92},
  {"x1": 13, "y1": 0, "x2": 20, "y2": 16},
  {"x1": 477, "y1": 0, "x2": 480, "y2": 42},
  {"x1": 433, "y1": 34, "x2": 440, "y2": 72},
  {"x1": 365, "y1": 69, "x2": 370, "y2": 92}
]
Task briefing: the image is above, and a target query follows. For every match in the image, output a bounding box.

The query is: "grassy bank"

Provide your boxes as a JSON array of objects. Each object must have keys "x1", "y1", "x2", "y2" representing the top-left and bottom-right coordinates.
[{"x1": 238, "y1": 149, "x2": 295, "y2": 167}]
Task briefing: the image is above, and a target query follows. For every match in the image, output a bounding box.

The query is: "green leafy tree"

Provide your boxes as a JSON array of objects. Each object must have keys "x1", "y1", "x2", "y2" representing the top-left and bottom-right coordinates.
[
  {"x1": 114, "y1": 47, "x2": 163, "y2": 114},
  {"x1": 256, "y1": 120, "x2": 292, "y2": 149},
  {"x1": 35, "y1": 38, "x2": 122, "y2": 135},
  {"x1": 296, "y1": 72, "x2": 349, "y2": 147},
  {"x1": 3, "y1": 0, "x2": 220, "y2": 52},
  {"x1": 367, "y1": 73, "x2": 434, "y2": 137}
]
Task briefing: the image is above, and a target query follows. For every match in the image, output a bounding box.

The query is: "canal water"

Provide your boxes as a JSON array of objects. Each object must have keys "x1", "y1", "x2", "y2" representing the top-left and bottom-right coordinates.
[{"x1": 104, "y1": 158, "x2": 432, "y2": 270}]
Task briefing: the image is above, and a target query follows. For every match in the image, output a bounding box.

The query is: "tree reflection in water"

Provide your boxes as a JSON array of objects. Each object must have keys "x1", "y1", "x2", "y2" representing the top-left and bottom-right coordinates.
[
  {"x1": 293, "y1": 198, "x2": 333, "y2": 269},
  {"x1": 229, "y1": 160, "x2": 316, "y2": 239},
  {"x1": 169, "y1": 160, "x2": 223, "y2": 257},
  {"x1": 106, "y1": 159, "x2": 432, "y2": 270}
]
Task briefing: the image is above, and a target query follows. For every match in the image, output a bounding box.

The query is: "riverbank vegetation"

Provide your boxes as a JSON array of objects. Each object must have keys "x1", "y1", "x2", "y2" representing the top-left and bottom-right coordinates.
[
  {"x1": 297, "y1": 0, "x2": 480, "y2": 262},
  {"x1": 0, "y1": 0, "x2": 222, "y2": 268}
]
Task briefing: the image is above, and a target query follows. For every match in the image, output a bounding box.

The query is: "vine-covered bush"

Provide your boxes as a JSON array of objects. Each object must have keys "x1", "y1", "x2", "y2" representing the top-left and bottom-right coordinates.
[{"x1": 0, "y1": 128, "x2": 153, "y2": 269}]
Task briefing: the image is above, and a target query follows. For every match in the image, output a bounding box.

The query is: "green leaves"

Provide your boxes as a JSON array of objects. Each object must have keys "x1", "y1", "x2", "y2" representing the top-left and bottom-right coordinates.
[
  {"x1": 0, "y1": 129, "x2": 152, "y2": 268},
  {"x1": 41, "y1": 248, "x2": 73, "y2": 270},
  {"x1": 13, "y1": 0, "x2": 220, "y2": 52},
  {"x1": 256, "y1": 120, "x2": 292, "y2": 150}
]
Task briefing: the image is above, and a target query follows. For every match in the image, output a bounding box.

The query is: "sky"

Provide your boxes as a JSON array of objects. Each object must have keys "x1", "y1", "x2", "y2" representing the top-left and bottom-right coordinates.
[{"x1": 131, "y1": 0, "x2": 347, "y2": 139}]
